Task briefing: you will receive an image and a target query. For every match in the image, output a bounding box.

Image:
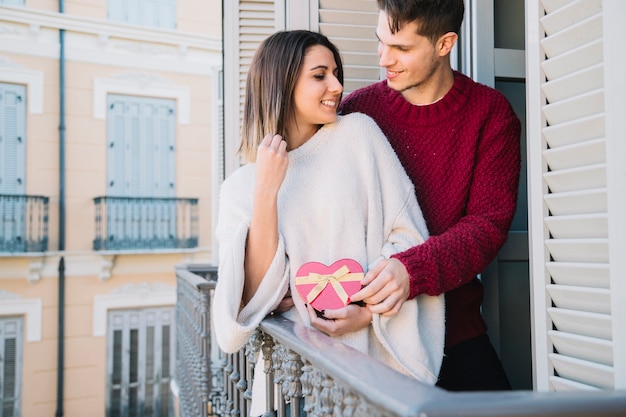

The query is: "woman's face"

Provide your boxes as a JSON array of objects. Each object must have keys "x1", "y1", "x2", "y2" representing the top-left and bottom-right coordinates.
[{"x1": 289, "y1": 45, "x2": 343, "y2": 145}]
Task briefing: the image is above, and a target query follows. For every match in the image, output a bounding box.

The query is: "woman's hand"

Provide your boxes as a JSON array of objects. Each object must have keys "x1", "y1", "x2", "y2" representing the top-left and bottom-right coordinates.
[
  {"x1": 307, "y1": 303, "x2": 372, "y2": 337},
  {"x1": 255, "y1": 134, "x2": 288, "y2": 196}
]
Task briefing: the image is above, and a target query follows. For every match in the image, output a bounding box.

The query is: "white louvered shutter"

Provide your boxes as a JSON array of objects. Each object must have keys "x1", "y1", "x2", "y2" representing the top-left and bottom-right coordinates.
[
  {"x1": 108, "y1": 0, "x2": 175, "y2": 29},
  {"x1": 107, "y1": 95, "x2": 176, "y2": 198},
  {"x1": 529, "y1": 0, "x2": 624, "y2": 391},
  {"x1": 223, "y1": 0, "x2": 382, "y2": 177},
  {"x1": 0, "y1": 83, "x2": 26, "y2": 195},
  {"x1": 315, "y1": 0, "x2": 380, "y2": 96},
  {"x1": 152, "y1": 0, "x2": 176, "y2": 29},
  {"x1": 0, "y1": 83, "x2": 26, "y2": 247},
  {"x1": 0, "y1": 317, "x2": 23, "y2": 417},
  {"x1": 211, "y1": 68, "x2": 224, "y2": 264},
  {"x1": 107, "y1": 308, "x2": 175, "y2": 416},
  {"x1": 223, "y1": 0, "x2": 279, "y2": 176}
]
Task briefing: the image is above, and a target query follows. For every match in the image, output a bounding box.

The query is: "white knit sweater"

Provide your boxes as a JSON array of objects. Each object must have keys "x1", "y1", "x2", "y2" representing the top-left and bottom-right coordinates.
[{"x1": 213, "y1": 113, "x2": 444, "y2": 414}]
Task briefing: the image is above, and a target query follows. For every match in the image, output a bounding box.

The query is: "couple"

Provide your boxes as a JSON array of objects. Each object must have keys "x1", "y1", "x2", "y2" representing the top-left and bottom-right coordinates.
[{"x1": 213, "y1": 0, "x2": 521, "y2": 411}]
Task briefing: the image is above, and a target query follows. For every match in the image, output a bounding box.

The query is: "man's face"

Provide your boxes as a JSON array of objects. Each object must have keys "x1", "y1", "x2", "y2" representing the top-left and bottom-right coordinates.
[{"x1": 376, "y1": 10, "x2": 442, "y2": 103}]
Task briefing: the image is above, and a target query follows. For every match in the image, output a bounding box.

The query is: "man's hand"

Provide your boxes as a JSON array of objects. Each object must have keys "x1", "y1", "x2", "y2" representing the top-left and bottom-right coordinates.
[
  {"x1": 307, "y1": 303, "x2": 371, "y2": 337},
  {"x1": 349, "y1": 258, "x2": 410, "y2": 316}
]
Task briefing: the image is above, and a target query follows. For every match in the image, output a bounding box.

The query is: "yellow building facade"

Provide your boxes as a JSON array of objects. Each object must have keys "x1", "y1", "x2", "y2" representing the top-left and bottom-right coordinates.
[{"x1": 0, "y1": 0, "x2": 221, "y2": 415}]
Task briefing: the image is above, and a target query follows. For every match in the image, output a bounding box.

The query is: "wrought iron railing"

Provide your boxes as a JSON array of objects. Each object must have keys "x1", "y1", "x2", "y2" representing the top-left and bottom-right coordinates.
[
  {"x1": 175, "y1": 264, "x2": 626, "y2": 417},
  {"x1": 93, "y1": 196, "x2": 198, "y2": 251},
  {"x1": 0, "y1": 194, "x2": 49, "y2": 253},
  {"x1": 175, "y1": 264, "x2": 218, "y2": 417}
]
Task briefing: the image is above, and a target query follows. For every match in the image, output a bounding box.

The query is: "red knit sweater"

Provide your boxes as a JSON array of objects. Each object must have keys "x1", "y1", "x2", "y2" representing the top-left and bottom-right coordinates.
[{"x1": 340, "y1": 71, "x2": 521, "y2": 347}]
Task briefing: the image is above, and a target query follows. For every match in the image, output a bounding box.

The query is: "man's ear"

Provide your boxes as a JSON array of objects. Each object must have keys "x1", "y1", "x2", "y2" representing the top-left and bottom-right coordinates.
[{"x1": 437, "y1": 32, "x2": 458, "y2": 57}]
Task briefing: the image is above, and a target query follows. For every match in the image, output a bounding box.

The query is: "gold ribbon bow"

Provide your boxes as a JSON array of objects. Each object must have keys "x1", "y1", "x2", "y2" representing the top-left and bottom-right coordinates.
[{"x1": 295, "y1": 265, "x2": 363, "y2": 304}]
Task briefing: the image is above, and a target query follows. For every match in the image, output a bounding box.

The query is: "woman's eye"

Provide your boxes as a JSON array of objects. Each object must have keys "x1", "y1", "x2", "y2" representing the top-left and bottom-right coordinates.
[{"x1": 314, "y1": 74, "x2": 325, "y2": 80}]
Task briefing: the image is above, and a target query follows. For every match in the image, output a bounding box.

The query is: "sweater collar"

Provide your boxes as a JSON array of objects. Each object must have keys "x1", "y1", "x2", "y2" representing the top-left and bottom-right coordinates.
[
  {"x1": 286, "y1": 118, "x2": 337, "y2": 162},
  {"x1": 384, "y1": 71, "x2": 471, "y2": 126}
]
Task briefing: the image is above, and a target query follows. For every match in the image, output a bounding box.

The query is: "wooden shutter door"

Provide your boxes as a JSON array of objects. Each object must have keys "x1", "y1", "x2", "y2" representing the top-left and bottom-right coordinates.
[
  {"x1": 0, "y1": 83, "x2": 26, "y2": 195},
  {"x1": 107, "y1": 0, "x2": 126, "y2": 22},
  {"x1": 107, "y1": 308, "x2": 174, "y2": 417},
  {"x1": 107, "y1": 95, "x2": 176, "y2": 198},
  {"x1": 0, "y1": 83, "x2": 27, "y2": 250},
  {"x1": 528, "y1": 0, "x2": 625, "y2": 391},
  {"x1": 316, "y1": 0, "x2": 380, "y2": 95},
  {"x1": 0, "y1": 317, "x2": 23, "y2": 417},
  {"x1": 223, "y1": 0, "x2": 278, "y2": 176},
  {"x1": 107, "y1": 96, "x2": 131, "y2": 197}
]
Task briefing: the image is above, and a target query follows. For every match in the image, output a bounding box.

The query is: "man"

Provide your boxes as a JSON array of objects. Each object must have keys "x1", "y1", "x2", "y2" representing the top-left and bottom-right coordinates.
[{"x1": 323, "y1": 0, "x2": 521, "y2": 391}]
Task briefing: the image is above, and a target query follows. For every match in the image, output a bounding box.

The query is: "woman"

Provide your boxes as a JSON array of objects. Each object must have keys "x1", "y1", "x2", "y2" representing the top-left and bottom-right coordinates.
[{"x1": 212, "y1": 30, "x2": 444, "y2": 414}]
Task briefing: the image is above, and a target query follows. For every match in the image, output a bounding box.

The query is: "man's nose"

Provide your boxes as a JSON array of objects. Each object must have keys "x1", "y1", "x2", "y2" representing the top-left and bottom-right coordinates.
[{"x1": 378, "y1": 44, "x2": 393, "y2": 67}]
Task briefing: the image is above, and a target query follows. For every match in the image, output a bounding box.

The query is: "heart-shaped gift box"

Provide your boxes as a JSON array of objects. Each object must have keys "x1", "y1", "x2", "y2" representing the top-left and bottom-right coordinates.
[{"x1": 294, "y1": 259, "x2": 364, "y2": 311}]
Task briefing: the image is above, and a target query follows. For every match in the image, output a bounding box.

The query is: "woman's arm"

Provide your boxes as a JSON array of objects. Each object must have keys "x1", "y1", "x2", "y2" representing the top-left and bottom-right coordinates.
[{"x1": 243, "y1": 134, "x2": 288, "y2": 304}]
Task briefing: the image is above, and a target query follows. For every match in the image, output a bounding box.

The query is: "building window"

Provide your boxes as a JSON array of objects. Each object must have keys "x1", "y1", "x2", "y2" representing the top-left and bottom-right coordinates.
[
  {"x1": 108, "y1": 0, "x2": 176, "y2": 29},
  {"x1": 92, "y1": 94, "x2": 195, "y2": 251},
  {"x1": 0, "y1": 83, "x2": 46, "y2": 253},
  {"x1": 107, "y1": 94, "x2": 176, "y2": 198},
  {"x1": 0, "y1": 317, "x2": 23, "y2": 417},
  {"x1": 106, "y1": 307, "x2": 175, "y2": 417},
  {"x1": 0, "y1": 83, "x2": 26, "y2": 197},
  {"x1": 0, "y1": 0, "x2": 24, "y2": 6}
]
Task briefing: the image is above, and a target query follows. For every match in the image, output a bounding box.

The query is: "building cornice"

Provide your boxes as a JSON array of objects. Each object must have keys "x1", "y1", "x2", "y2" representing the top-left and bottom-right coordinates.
[{"x1": 0, "y1": 5, "x2": 221, "y2": 53}]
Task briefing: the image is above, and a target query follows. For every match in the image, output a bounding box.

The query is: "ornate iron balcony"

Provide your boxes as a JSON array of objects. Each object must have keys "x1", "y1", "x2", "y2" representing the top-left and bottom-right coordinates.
[
  {"x1": 174, "y1": 264, "x2": 626, "y2": 417},
  {"x1": 93, "y1": 196, "x2": 198, "y2": 251},
  {"x1": 0, "y1": 194, "x2": 49, "y2": 253}
]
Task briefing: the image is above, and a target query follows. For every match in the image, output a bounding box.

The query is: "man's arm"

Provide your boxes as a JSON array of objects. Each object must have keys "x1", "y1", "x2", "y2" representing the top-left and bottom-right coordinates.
[{"x1": 354, "y1": 105, "x2": 521, "y2": 313}]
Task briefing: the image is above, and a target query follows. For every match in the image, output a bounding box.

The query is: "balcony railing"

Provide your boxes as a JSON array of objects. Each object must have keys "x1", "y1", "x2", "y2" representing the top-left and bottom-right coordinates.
[
  {"x1": 0, "y1": 194, "x2": 49, "y2": 253},
  {"x1": 175, "y1": 264, "x2": 626, "y2": 417},
  {"x1": 93, "y1": 196, "x2": 198, "y2": 251}
]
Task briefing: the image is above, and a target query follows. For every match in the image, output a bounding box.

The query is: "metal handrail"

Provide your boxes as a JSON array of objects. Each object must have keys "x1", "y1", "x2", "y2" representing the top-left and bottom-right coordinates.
[
  {"x1": 261, "y1": 315, "x2": 626, "y2": 417},
  {"x1": 174, "y1": 264, "x2": 626, "y2": 417},
  {"x1": 93, "y1": 196, "x2": 198, "y2": 250},
  {"x1": 0, "y1": 193, "x2": 49, "y2": 253}
]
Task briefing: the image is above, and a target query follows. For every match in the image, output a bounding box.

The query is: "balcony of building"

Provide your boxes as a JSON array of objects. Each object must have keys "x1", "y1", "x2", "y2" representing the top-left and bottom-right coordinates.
[
  {"x1": 173, "y1": 264, "x2": 626, "y2": 417},
  {"x1": 0, "y1": 194, "x2": 49, "y2": 253},
  {"x1": 93, "y1": 196, "x2": 198, "y2": 251}
]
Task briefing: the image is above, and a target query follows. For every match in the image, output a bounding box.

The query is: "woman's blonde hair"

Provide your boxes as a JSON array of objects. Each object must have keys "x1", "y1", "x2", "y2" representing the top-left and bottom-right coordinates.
[{"x1": 239, "y1": 30, "x2": 344, "y2": 162}]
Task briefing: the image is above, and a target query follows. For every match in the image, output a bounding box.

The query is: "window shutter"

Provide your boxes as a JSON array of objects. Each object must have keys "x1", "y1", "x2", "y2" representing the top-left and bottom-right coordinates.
[
  {"x1": 211, "y1": 68, "x2": 224, "y2": 263},
  {"x1": 107, "y1": 97, "x2": 129, "y2": 196},
  {"x1": 0, "y1": 83, "x2": 26, "y2": 195},
  {"x1": 107, "y1": 308, "x2": 175, "y2": 417},
  {"x1": 213, "y1": 69, "x2": 225, "y2": 186},
  {"x1": 316, "y1": 0, "x2": 380, "y2": 95},
  {"x1": 107, "y1": 95, "x2": 176, "y2": 198},
  {"x1": 107, "y1": 0, "x2": 126, "y2": 23},
  {"x1": 0, "y1": 317, "x2": 23, "y2": 417},
  {"x1": 0, "y1": 0, "x2": 25, "y2": 6},
  {"x1": 140, "y1": 0, "x2": 155, "y2": 27},
  {"x1": 531, "y1": 0, "x2": 616, "y2": 390},
  {"x1": 224, "y1": 0, "x2": 381, "y2": 176},
  {"x1": 156, "y1": 101, "x2": 176, "y2": 197},
  {"x1": 155, "y1": 0, "x2": 176, "y2": 29},
  {"x1": 223, "y1": 0, "x2": 278, "y2": 176},
  {"x1": 108, "y1": 0, "x2": 175, "y2": 29},
  {"x1": 238, "y1": 0, "x2": 278, "y2": 127}
]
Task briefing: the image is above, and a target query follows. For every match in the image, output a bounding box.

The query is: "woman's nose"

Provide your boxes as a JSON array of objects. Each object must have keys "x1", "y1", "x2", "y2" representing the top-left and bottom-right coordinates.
[{"x1": 329, "y1": 76, "x2": 343, "y2": 93}]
